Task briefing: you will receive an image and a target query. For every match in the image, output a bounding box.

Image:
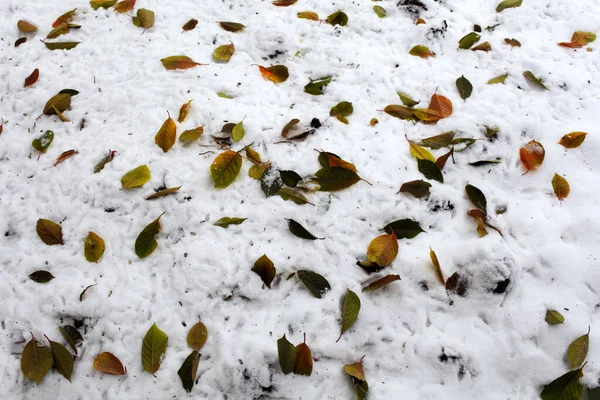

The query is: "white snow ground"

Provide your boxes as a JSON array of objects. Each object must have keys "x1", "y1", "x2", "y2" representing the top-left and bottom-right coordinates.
[{"x1": 1, "y1": 0, "x2": 600, "y2": 399}]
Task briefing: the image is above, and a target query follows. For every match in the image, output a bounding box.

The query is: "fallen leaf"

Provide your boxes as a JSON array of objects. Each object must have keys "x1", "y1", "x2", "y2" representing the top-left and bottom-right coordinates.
[
  {"x1": 142, "y1": 323, "x2": 168, "y2": 375},
  {"x1": 121, "y1": 165, "x2": 151, "y2": 189},
  {"x1": 90, "y1": 0, "x2": 117, "y2": 10},
  {"x1": 214, "y1": 217, "x2": 247, "y2": 228},
  {"x1": 297, "y1": 270, "x2": 331, "y2": 298},
  {"x1": 84, "y1": 232, "x2": 105, "y2": 262},
  {"x1": 488, "y1": 73, "x2": 508, "y2": 84},
  {"x1": 161, "y1": 56, "x2": 203, "y2": 70},
  {"x1": 15, "y1": 38, "x2": 27, "y2": 47},
  {"x1": 523, "y1": 71, "x2": 549, "y2": 90},
  {"x1": 218, "y1": 21, "x2": 245, "y2": 32},
  {"x1": 315, "y1": 167, "x2": 363, "y2": 191},
  {"x1": 45, "y1": 42, "x2": 80, "y2": 51},
  {"x1": 398, "y1": 180, "x2": 431, "y2": 198},
  {"x1": 79, "y1": 283, "x2": 96, "y2": 301},
  {"x1": 179, "y1": 127, "x2": 203, "y2": 142},
  {"x1": 397, "y1": 92, "x2": 419, "y2": 107},
  {"x1": 417, "y1": 159, "x2": 443, "y2": 182},
  {"x1": 59, "y1": 326, "x2": 82, "y2": 354},
  {"x1": 559, "y1": 31, "x2": 596, "y2": 48},
  {"x1": 304, "y1": 76, "x2": 331, "y2": 95},
  {"x1": 114, "y1": 0, "x2": 135, "y2": 13},
  {"x1": 178, "y1": 350, "x2": 200, "y2": 393},
  {"x1": 567, "y1": 328, "x2": 590, "y2": 369},
  {"x1": 145, "y1": 186, "x2": 181, "y2": 200},
  {"x1": 94, "y1": 352, "x2": 126, "y2": 375},
  {"x1": 369, "y1": 118, "x2": 378, "y2": 126},
  {"x1": 383, "y1": 104, "x2": 415, "y2": 119},
  {"x1": 211, "y1": 150, "x2": 242, "y2": 188},
  {"x1": 559, "y1": 132, "x2": 586, "y2": 148},
  {"x1": 178, "y1": 100, "x2": 192, "y2": 123},
  {"x1": 337, "y1": 289, "x2": 361, "y2": 342},
  {"x1": 408, "y1": 141, "x2": 435, "y2": 162},
  {"x1": 415, "y1": 18, "x2": 426, "y2": 25},
  {"x1": 46, "y1": 23, "x2": 70, "y2": 39},
  {"x1": 373, "y1": 5, "x2": 387, "y2": 18},
  {"x1": 327, "y1": 10, "x2": 348, "y2": 26},
  {"x1": 18, "y1": 20, "x2": 38, "y2": 33},
  {"x1": 279, "y1": 187, "x2": 313, "y2": 205},
  {"x1": 29, "y1": 270, "x2": 55, "y2": 283},
  {"x1": 32, "y1": 130, "x2": 54, "y2": 153},
  {"x1": 367, "y1": 232, "x2": 398, "y2": 267},
  {"x1": 132, "y1": 8, "x2": 154, "y2": 29},
  {"x1": 545, "y1": 310, "x2": 565, "y2": 325},
  {"x1": 383, "y1": 219, "x2": 425, "y2": 239},
  {"x1": 182, "y1": 19, "x2": 198, "y2": 31},
  {"x1": 519, "y1": 140, "x2": 545, "y2": 173},
  {"x1": 21, "y1": 336, "x2": 53, "y2": 383},
  {"x1": 456, "y1": 75, "x2": 473, "y2": 99},
  {"x1": 465, "y1": 184, "x2": 487, "y2": 213},
  {"x1": 24, "y1": 68, "x2": 39, "y2": 87},
  {"x1": 94, "y1": 150, "x2": 117, "y2": 173},
  {"x1": 344, "y1": 359, "x2": 369, "y2": 399},
  {"x1": 428, "y1": 93, "x2": 453, "y2": 118},
  {"x1": 135, "y1": 214, "x2": 163, "y2": 258},
  {"x1": 252, "y1": 254, "x2": 276, "y2": 288},
  {"x1": 458, "y1": 32, "x2": 480, "y2": 49},
  {"x1": 552, "y1": 174, "x2": 570, "y2": 200},
  {"x1": 362, "y1": 274, "x2": 401, "y2": 291},
  {"x1": 445, "y1": 272, "x2": 468, "y2": 296},
  {"x1": 213, "y1": 42, "x2": 235, "y2": 63},
  {"x1": 298, "y1": 11, "x2": 319, "y2": 20},
  {"x1": 187, "y1": 322, "x2": 208, "y2": 351},
  {"x1": 286, "y1": 219, "x2": 324, "y2": 240},
  {"x1": 418, "y1": 131, "x2": 455, "y2": 149},
  {"x1": 472, "y1": 42, "x2": 492, "y2": 52},
  {"x1": 53, "y1": 149, "x2": 77, "y2": 166},
  {"x1": 330, "y1": 101, "x2": 353, "y2": 124},
  {"x1": 409, "y1": 45, "x2": 435, "y2": 58},
  {"x1": 232, "y1": 120, "x2": 245, "y2": 142},
  {"x1": 256, "y1": 65, "x2": 289, "y2": 83},
  {"x1": 496, "y1": 0, "x2": 522, "y2": 12},
  {"x1": 52, "y1": 9, "x2": 76, "y2": 28},
  {"x1": 294, "y1": 337, "x2": 313, "y2": 376},
  {"x1": 277, "y1": 334, "x2": 296, "y2": 374},
  {"x1": 540, "y1": 367, "x2": 584, "y2": 400},
  {"x1": 504, "y1": 38, "x2": 521, "y2": 47},
  {"x1": 429, "y1": 247, "x2": 445, "y2": 284},
  {"x1": 280, "y1": 170, "x2": 302, "y2": 187},
  {"x1": 273, "y1": 0, "x2": 297, "y2": 5},
  {"x1": 36, "y1": 218, "x2": 63, "y2": 245}
]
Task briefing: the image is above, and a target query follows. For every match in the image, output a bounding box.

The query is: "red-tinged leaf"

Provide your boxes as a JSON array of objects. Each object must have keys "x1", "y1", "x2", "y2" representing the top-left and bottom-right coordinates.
[
  {"x1": 182, "y1": 19, "x2": 198, "y2": 31},
  {"x1": 256, "y1": 65, "x2": 289, "y2": 83},
  {"x1": 409, "y1": 45, "x2": 435, "y2": 58},
  {"x1": 428, "y1": 93, "x2": 452, "y2": 118},
  {"x1": 53, "y1": 149, "x2": 78, "y2": 166},
  {"x1": 15, "y1": 38, "x2": 27, "y2": 47},
  {"x1": 472, "y1": 42, "x2": 492, "y2": 52},
  {"x1": 114, "y1": 0, "x2": 135, "y2": 13},
  {"x1": 362, "y1": 274, "x2": 401, "y2": 291},
  {"x1": 436, "y1": 148, "x2": 454, "y2": 169},
  {"x1": 161, "y1": 56, "x2": 204, "y2": 70},
  {"x1": 93, "y1": 352, "x2": 126, "y2": 375},
  {"x1": 178, "y1": 100, "x2": 192, "y2": 123},
  {"x1": 52, "y1": 9, "x2": 76, "y2": 28},
  {"x1": 519, "y1": 140, "x2": 545, "y2": 173},
  {"x1": 558, "y1": 31, "x2": 596, "y2": 48},
  {"x1": 24, "y1": 68, "x2": 39, "y2": 87}
]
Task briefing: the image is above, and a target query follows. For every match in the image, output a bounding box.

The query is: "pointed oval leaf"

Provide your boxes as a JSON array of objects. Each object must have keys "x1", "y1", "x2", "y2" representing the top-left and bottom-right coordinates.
[
  {"x1": 24, "y1": 68, "x2": 39, "y2": 87},
  {"x1": 338, "y1": 289, "x2": 361, "y2": 341},
  {"x1": 29, "y1": 270, "x2": 55, "y2": 283},
  {"x1": 398, "y1": 180, "x2": 431, "y2": 198},
  {"x1": 252, "y1": 254, "x2": 276, "y2": 288},
  {"x1": 456, "y1": 75, "x2": 473, "y2": 100},
  {"x1": 135, "y1": 215, "x2": 162, "y2": 259},
  {"x1": 568, "y1": 330, "x2": 590, "y2": 369},
  {"x1": 458, "y1": 32, "x2": 480, "y2": 49},
  {"x1": 496, "y1": 0, "x2": 522, "y2": 12},
  {"x1": 179, "y1": 127, "x2": 203, "y2": 142},
  {"x1": 279, "y1": 170, "x2": 302, "y2": 187},
  {"x1": 43, "y1": 93, "x2": 71, "y2": 115},
  {"x1": 232, "y1": 121, "x2": 245, "y2": 142},
  {"x1": 178, "y1": 100, "x2": 192, "y2": 123},
  {"x1": 552, "y1": 174, "x2": 570, "y2": 201},
  {"x1": 178, "y1": 350, "x2": 200, "y2": 392},
  {"x1": 382, "y1": 219, "x2": 425, "y2": 239},
  {"x1": 297, "y1": 270, "x2": 331, "y2": 298},
  {"x1": 417, "y1": 159, "x2": 443, "y2": 183},
  {"x1": 429, "y1": 247, "x2": 445, "y2": 284},
  {"x1": 367, "y1": 232, "x2": 398, "y2": 267},
  {"x1": 262, "y1": 167, "x2": 283, "y2": 196},
  {"x1": 418, "y1": 131, "x2": 455, "y2": 149},
  {"x1": 279, "y1": 187, "x2": 313, "y2": 205},
  {"x1": 161, "y1": 56, "x2": 202, "y2": 70},
  {"x1": 409, "y1": 142, "x2": 435, "y2": 162},
  {"x1": 48, "y1": 340, "x2": 73, "y2": 381},
  {"x1": 523, "y1": 71, "x2": 548, "y2": 90},
  {"x1": 472, "y1": 41, "x2": 492, "y2": 52},
  {"x1": 187, "y1": 322, "x2": 208, "y2": 351},
  {"x1": 155, "y1": 116, "x2": 176, "y2": 152},
  {"x1": 214, "y1": 217, "x2": 247, "y2": 228},
  {"x1": 294, "y1": 341, "x2": 312, "y2": 375},
  {"x1": 145, "y1": 186, "x2": 181, "y2": 200},
  {"x1": 94, "y1": 352, "x2": 126, "y2": 375},
  {"x1": 488, "y1": 73, "x2": 508, "y2": 84},
  {"x1": 213, "y1": 43, "x2": 235, "y2": 63},
  {"x1": 84, "y1": 232, "x2": 105, "y2": 263},
  {"x1": 559, "y1": 132, "x2": 586, "y2": 149},
  {"x1": 46, "y1": 23, "x2": 70, "y2": 39},
  {"x1": 286, "y1": 219, "x2": 323, "y2": 240},
  {"x1": 218, "y1": 21, "x2": 245, "y2": 32},
  {"x1": 277, "y1": 335, "x2": 296, "y2": 374},
  {"x1": 409, "y1": 45, "x2": 435, "y2": 58},
  {"x1": 257, "y1": 65, "x2": 289, "y2": 83},
  {"x1": 327, "y1": 10, "x2": 348, "y2": 26},
  {"x1": 182, "y1": 19, "x2": 198, "y2": 31},
  {"x1": 373, "y1": 5, "x2": 386, "y2": 18},
  {"x1": 52, "y1": 9, "x2": 76, "y2": 28},
  {"x1": 18, "y1": 20, "x2": 38, "y2": 33},
  {"x1": 316, "y1": 167, "x2": 362, "y2": 191},
  {"x1": 211, "y1": 150, "x2": 242, "y2": 188},
  {"x1": 519, "y1": 140, "x2": 545, "y2": 172},
  {"x1": 383, "y1": 104, "x2": 415, "y2": 119},
  {"x1": 465, "y1": 184, "x2": 487, "y2": 213},
  {"x1": 362, "y1": 274, "x2": 401, "y2": 292},
  {"x1": 142, "y1": 323, "x2": 168, "y2": 375},
  {"x1": 59, "y1": 326, "x2": 82, "y2": 354},
  {"x1": 21, "y1": 337, "x2": 53, "y2": 384},
  {"x1": 298, "y1": 11, "x2": 319, "y2": 20},
  {"x1": 121, "y1": 165, "x2": 151, "y2": 189},
  {"x1": 36, "y1": 218, "x2": 63, "y2": 245},
  {"x1": 397, "y1": 92, "x2": 419, "y2": 107},
  {"x1": 540, "y1": 368, "x2": 584, "y2": 400},
  {"x1": 344, "y1": 361, "x2": 366, "y2": 381}
]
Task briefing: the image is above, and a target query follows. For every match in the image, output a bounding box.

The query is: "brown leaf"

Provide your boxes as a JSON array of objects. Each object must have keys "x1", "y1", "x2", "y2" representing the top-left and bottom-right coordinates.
[
  {"x1": 273, "y1": 0, "x2": 297, "y2": 5},
  {"x1": 178, "y1": 100, "x2": 192, "y2": 123},
  {"x1": 559, "y1": 132, "x2": 586, "y2": 149},
  {"x1": 114, "y1": 0, "x2": 136, "y2": 13},
  {"x1": 24, "y1": 68, "x2": 39, "y2": 87},
  {"x1": 155, "y1": 114, "x2": 176, "y2": 152},
  {"x1": 294, "y1": 337, "x2": 312, "y2": 376},
  {"x1": 472, "y1": 42, "x2": 492, "y2": 52},
  {"x1": 93, "y1": 352, "x2": 126, "y2": 375},
  {"x1": 182, "y1": 19, "x2": 198, "y2": 31},
  {"x1": 446, "y1": 272, "x2": 467, "y2": 296},
  {"x1": 519, "y1": 140, "x2": 545, "y2": 173},
  {"x1": 428, "y1": 93, "x2": 452, "y2": 118},
  {"x1": 552, "y1": 174, "x2": 570, "y2": 201},
  {"x1": 281, "y1": 118, "x2": 300, "y2": 137},
  {"x1": 145, "y1": 186, "x2": 182, "y2": 200},
  {"x1": 504, "y1": 38, "x2": 521, "y2": 47},
  {"x1": 52, "y1": 9, "x2": 76, "y2": 28},
  {"x1": 252, "y1": 254, "x2": 276, "y2": 288},
  {"x1": 36, "y1": 219, "x2": 64, "y2": 245},
  {"x1": 362, "y1": 274, "x2": 401, "y2": 291},
  {"x1": 218, "y1": 21, "x2": 245, "y2": 32},
  {"x1": 161, "y1": 56, "x2": 204, "y2": 70},
  {"x1": 53, "y1": 149, "x2": 78, "y2": 166},
  {"x1": 15, "y1": 38, "x2": 27, "y2": 47},
  {"x1": 18, "y1": 20, "x2": 38, "y2": 33}
]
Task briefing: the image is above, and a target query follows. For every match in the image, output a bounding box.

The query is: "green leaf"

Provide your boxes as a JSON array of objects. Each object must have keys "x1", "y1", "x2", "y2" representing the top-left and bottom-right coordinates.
[
  {"x1": 568, "y1": 329, "x2": 590, "y2": 369},
  {"x1": 465, "y1": 184, "x2": 487, "y2": 214},
  {"x1": 48, "y1": 339, "x2": 73, "y2": 382},
  {"x1": 277, "y1": 334, "x2": 296, "y2": 374},
  {"x1": 214, "y1": 217, "x2": 247, "y2": 228},
  {"x1": 132, "y1": 8, "x2": 154, "y2": 29},
  {"x1": 383, "y1": 104, "x2": 415, "y2": 119},
  {"x1": 326, "y1": 10, "x2": 348, "y2": 26},
  {"x1": 297, "y1": 270, "x2": 331, "y2": 298},
  {"x1": 418, "y1": 131, "x2": 455, "y2": 149},
  {"x1": 315, "y1": 167, "x2": 362, "y2": 191},
  {"x1": 212, "y1": 43, "x2": 235, "y2": 63},
  {"x1": 217, "y1": 92, "x2": 234, "y2": 99},
  {"x1": 286, "y1": 219, "x2": 323, "y2": 240},
  {"x1": 84, "y1": 232, "x2": 105, "y2": 262},
  {"x1": 552, "y1": 174, "x2": 570, "y2": 201},
  {"x1": 304, "y1": 76, "x2": 331, "y2": 95},
  {"x1": 135, "y1": 214, "x2": 163, "y2": 258},
  {"x1": 458, "y1": 32, "x2": 480, "y2": 49},
  {"x1": 46, "y1": 23, "x2": 70, "y2": 39},
  {"x1": 417, "y1": 159, "x2": 443, "y2": 183},
  {"x1": 496, "y1": 0, "x2": 522, "y2": 12},
  {"x1": 36, "y1": 218, "x2": 63, "y2": 245},
  {"x1": 187, "y1": 322, "x2": 208, "y2": 351},
  {"x1": 373, "y1": 5, "x2": 386, "y2": 18},
  {"x1": 252, "y1": 254, "x2": 276, "y2": 288},
  {"x1": 211, "y1": 150, "x2": 242, "y2": 188},
  {"x1": 382, "y1": 219, "x2": 425, "y2": 239},
  {"x1": 545, "y1": 310, "x2": 565, "y2": 325},
  {"x1": 161, "y1": 56, "x2": 202, "y2": 70},
  {"x1": 45, "y1": 42, "x2": 80, "y2": 51},
  {"x1": 178, "y1": 350, "x2": 200, "y2": 393},
  {"x1": 179, "y1": 127, "x2": 204, "y2": 142},
  {"x1": 90, "y1": 0, "x2": 117, "y2": 10},
  {"x1": 398, "y1": 180, "x2": 431, "y2": 198},
  {"x1": 279, "y1": 187, "x2": 313, "y2": 205},
  {"x1": 32, "y1": 131, "x2": 54, "y2": 153},
  {"x1": 232, "y1": 121, "x2": 245, "y2": 142},
  {"x1": 59, "y1": 326, "x2": 82, "y2": 354},
  {"x1": 523, "y1": 71, "x2": 549, "y2": 90},
  {"x1": 338, "y1": 289, "x2": 360, "y2": 342},
  {"x1": 279, "y1": 170, "x2": 302, "y2": 187},
  {"x1": 43, "y1": 93, "x2": 71, "y2": 115},
  {"x1": 121, "y1": 165, "x2": 151, "y2": 189},
  {"x1": 487, "y1": 73, "x2": 508, "y2": 84},
  {"x1": 294, "y1": 341, "x2": 313, "y2": 375},
  {"x1": 141, "y1": 323, "x2": 168, "y2": 375},
  {"x1": 218, "y1": 21, "x2": 245, "y2": 32},
  {"x1": 362, "y1": 274, "x2": 401, "y2": 292},
  {"x1": 29, "y1": 270, "x2": 55, "y2": 283},
  {"x1": 330, "y1": 101, "x2": 353, "y2": 124},
  {"x1": 456, "y1": 75, "x2": 473, "y2": 100},
  {"x1": 397, "y1": 92, "x2": 419, "y2": 107},
  {"x1": 21, "y1": 337, "x2": 53, "y2": 384},
  {"x1": 540, "y1": 368, "x2": 584, "y2": 400}
]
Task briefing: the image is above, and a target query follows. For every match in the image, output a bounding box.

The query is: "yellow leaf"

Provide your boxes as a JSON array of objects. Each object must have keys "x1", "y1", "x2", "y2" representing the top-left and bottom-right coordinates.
[
  {"x1": 367, "y1": 232, "x2": 398, "y2": 267},
  {"x1": 155, "y1": 115, "x2": 176, "y2": 152},
  {"x1": 552, "y1": 174, "x2": 570, "y2": 200}
]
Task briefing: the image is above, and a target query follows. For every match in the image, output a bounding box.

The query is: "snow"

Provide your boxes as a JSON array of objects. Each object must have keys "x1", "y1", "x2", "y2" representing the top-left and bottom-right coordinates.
[{"x1": 1, "y1": 0, "x2": 600, "y2": 399}]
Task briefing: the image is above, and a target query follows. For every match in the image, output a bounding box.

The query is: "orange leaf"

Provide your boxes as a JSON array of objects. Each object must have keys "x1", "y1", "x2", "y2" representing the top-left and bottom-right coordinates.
[
  {"x1": 161, "y1": 56, "x2": 204, "y2": 70},
  {"x1": 504, "y1": 38, "x2": 521, "y2": 47},
  {"x1": 472, "y1": 42, "x2": 492, "y2": 52},
  {"x1": 256, "y1": 65, "x2": 289, "y2": 83},
  {"x1": 24, "y1": 68, "x2": 39, "y2": 87},
  {"x1": 428, "y1": 93, "x2": 452, "y2": 118},
  {"x1": 114, "y1": 0, "x2": 135, "y2": 13},
  {"x1": 178, "y1": 100, "x2": 192, "y2": 123},
  {"x1": 328, "y1": 155, "x2": 357, "y2": 172},
  {"x1": 93, "y1": 352, "x2": 126, "y2": 375},
  {"x1": 52, "y1": 9, "x2": 76, "y2": 28},
  {"x1": 519, "y1": 140, "x2": 545, "y2": 173},
  {"x1": 559, "y1": 132, "x2": 587, "y2": 148},
  {"x1": 54, "y1": 149, "x2": 78, "y2": 166},
  {"x1": 559, "y1": 31, "x2": 596, "y2": 48},
  {"x1": 367, "y1": 232, "x2": 398, "y2": 267},
  {"x1": 413, "y1": 108, "x2": 443, "y2": 124}
]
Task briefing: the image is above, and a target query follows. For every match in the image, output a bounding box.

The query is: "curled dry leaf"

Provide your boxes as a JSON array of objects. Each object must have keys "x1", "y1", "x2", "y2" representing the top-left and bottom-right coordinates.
[
  {"x1": 367, "y1": 232, "x2": 398, "y2": 267},
  {"x1": 559, "y1": 132, "x2": 586, "y2": 148},
  {"x1": 121, "y1": 165, "x2": 150, "y2": 189},
  {"x1": 94, "y1": 352, "x2": 126, "y2": 375},
  {"x1": 53, "y1": 149, "x2": 78, "y2": 166},
  {"x1": 362, "y1": 274, "x2": 401, "y2": 292},
  {"x1": 94, "y1": 150, "x2": 117, "y2": 173},
  {"x1": 161, "y1": 56, "x2": 203, "y2": 70},
  {"x1": 24, "y1": 68, "x2": 39, "y2": 87},
  {"x1": 79, "y1": 283, "x2": 97, "y2": 301},
  {"x1": 145, "y1": 186, "x2": 181, "y2": 200},
  {"x1": 178, "y1": 100, "x2": 192, "y2": 123},
  {"x1": 218, "y1": 21, "x2": 245, "y2": 32},
  {"x1": 90, "y1": 0, "x2": 117, "y2": 10},
  {"x1": 429, "y1": 247, "x2": 445, "y2": 284},
  {"x1": 15, "y1": 38, "x2": 27, "y2": 47},
  {"x1": 135, "y1": 214, "x2": 163, "y2": 258},
  {"x1": 114, "y1": 0, "x2": 135, "y2": 13},
  {"x1": 182, "y1": 19, "x2": 198, "y2": 31},
  {"x1": 132, "y1": 8, "x2": 154, "y2": 29},
  {"x1": 409, "y1": 45, "x2": 435, "y2": 58},
  {"x1": 519, "y1": 140, "x2": 545, "y2": 173},
  {"x1": 18, "y1": 20, "x2": 38, "y2": 33},
  {"x1": 256, "y1": 65, "x2": 289, "y2": 83},
  {"x1": 552, "y1": 174, "x2": 570, "y2": 200},
  {"x1": 141, "y1": 323, "x2": 168, "y2": 375},
  {"x1": 252, "y1": 254, "x2": 276, "y2": 288},
  {"x1": 558, "y1": 31, "x2": 596, "y2": 48},
  {"x1": 36, "y1": 218, "x2": 63, "y2": 245}
]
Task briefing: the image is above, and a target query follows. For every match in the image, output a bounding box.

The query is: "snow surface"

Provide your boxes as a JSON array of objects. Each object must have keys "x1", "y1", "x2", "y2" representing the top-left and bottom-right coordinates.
[{"x1": 1, "y1": 0, "x2": 600, "y2": 399}]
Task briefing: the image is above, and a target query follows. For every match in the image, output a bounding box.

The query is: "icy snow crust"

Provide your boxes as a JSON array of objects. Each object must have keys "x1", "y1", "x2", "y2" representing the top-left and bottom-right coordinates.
[{"x1": 1, "y1": 0, "x2": 600, "y2": 399}]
